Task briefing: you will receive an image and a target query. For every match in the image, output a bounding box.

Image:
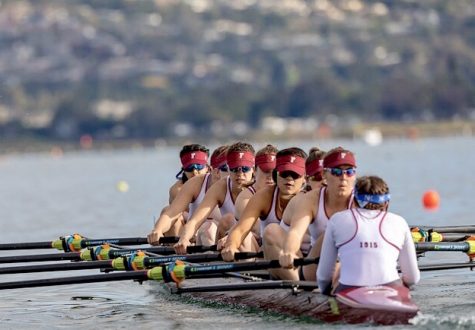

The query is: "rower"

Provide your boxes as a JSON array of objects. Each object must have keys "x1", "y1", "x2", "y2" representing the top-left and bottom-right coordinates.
[
  {"x1": 220, "y1": 148, "x2": 307, "y2": 262},
  {"x1": 216, "y1": 144, "x2": 278, "y2": 252},
  {"x1": 317, "y1": 175, "x2": 420, "y2": 295},
  {"x1": 278, "y1": 147, "x2": 356, "y2": 281},
  {"x1": 174, "y1": 142, "x2": 256, "y2": 254},
  {"x1": 147, "y1": 146, "x2": 228, "y2": 245},
  {"x1": 169, "y1": 144, "x2": 210, "y2": 203},
  {"x1": 277, "y1": 147, "x2": 326, "y2": 260}
]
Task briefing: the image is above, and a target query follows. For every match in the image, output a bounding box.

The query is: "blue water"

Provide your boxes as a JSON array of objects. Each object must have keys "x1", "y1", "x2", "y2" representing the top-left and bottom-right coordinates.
[{"x1": 0, "y1": 137, "x2": 474, "y2": 329}]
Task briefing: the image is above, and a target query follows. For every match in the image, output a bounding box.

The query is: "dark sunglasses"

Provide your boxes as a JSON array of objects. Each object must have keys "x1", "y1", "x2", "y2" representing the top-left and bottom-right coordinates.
[
  {"x1": 218, "y1": 164, "x2": 229, "y2": 172},
  {"x1": 278, "y1": 171, "x2": 302, "y2": 180},
  {"x1": 326, "y1": 167, "x2": 356, "y2": 177},
  {"x1": 229, "y1": 166, "x2": 252, "y2": 173},
  {"x1": 184, "y1": 164, "x2": 206, "y2": 172}
]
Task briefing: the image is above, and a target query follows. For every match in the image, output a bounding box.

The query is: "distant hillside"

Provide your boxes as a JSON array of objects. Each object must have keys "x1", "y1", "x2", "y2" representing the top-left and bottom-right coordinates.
[{"x1": 0, "y1": 0, "x2": 474, "y2": 140}]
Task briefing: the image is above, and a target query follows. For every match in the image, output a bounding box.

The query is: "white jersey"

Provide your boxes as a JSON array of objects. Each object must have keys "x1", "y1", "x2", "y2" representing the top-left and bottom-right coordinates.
[
  {"x1": 317, "y1": 208, "x2": 420, "y2": 289},
  {"x1": 308, "y1": 187, "x2": 353, "y2": 247},
  {"x1": 219, "y1": 176, "x2": 236, "y2": 216},
  {"x1": 259, "y1": 187, "x2": 282, "y2": 235},
  {"x1": 188, "y1": 174, "x2": 220, "y2": 221}
]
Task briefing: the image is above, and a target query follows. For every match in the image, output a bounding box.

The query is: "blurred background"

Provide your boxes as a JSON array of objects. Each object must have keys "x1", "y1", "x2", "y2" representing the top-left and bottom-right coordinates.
[{"x1": 0, "y1": 0, "x2": 475, "y2": 152}]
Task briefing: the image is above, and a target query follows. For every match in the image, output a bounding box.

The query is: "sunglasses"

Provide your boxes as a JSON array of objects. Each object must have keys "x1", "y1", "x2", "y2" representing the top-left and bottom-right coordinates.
[
  {"x1": 218, "y1": 164, "x2": 229, "y2": 172},
  {"x1": 325, "y1": 167, "x2": 356, "y2": 177},
  {"x1": 229, "y1": 166, "x2": 252, "y2": 173},
  {"x1": 184, "y1": 164, "x2": 206, "y2": 172},
  {"x1": 278, "y1": 171, "x2": 302, "y2": 180}
]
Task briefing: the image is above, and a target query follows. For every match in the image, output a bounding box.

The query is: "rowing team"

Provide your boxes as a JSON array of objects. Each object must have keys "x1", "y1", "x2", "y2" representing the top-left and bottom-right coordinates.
[{"x1": 147, "y1": 142, "x2": 420, "y2": 295}]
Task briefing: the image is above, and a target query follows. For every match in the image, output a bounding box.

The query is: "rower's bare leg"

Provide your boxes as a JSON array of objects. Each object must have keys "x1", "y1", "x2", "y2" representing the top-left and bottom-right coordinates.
[
  {"x1": 262, "y1": 223, "x2": 299, "y2": 281},
  {"x1": 302, "y1": 234, "x2": 324, "y2": 281},
  {"x1": 162, "y1": 210, "x2": 186, "y2": 238},
  {"x1": 196, "y1": 219, "x2": 217, "y2": 246},
  {"x1": 239, "y1": 233, "x2": 259, "y2": 253},
  {"x1": 216, "y1": 213, "x2": 236, "y2": 242}
]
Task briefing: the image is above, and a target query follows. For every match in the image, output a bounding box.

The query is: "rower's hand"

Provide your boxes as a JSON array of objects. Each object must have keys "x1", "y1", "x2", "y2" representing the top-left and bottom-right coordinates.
[
  {"x1": 221, "y1": 245, "x2": 238, "y2": 262},
  {"x1": 279, "y1": 251, "x2": 297, "y2": 269},
  {"x1": 147, "y1": 230, "x2": 163, "y2": 246},
  {"x1": 216, "y1": 235, "x2": 228, "y2": 250},
  {"x1": 174, "y1": 239, "x2": 190, "y2": 255}
]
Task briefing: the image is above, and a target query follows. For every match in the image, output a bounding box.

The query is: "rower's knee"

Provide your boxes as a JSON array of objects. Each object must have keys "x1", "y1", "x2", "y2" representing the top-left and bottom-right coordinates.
[{"x1": 262, "y1": 223, "x2": 284, "y2": 247}]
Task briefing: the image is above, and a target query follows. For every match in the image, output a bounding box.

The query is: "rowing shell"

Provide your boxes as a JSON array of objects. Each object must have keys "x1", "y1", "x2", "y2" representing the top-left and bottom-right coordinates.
[{"x1": 161, "y1": 276, "x2": 419, "y2": 325}]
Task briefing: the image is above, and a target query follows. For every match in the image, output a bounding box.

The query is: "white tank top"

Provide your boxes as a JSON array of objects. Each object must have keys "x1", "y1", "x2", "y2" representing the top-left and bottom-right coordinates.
[
  {"x1": 188, "y1": 174, "x2": 220, "y2": 222},
  {"x1": 259, "y1": 187, "x2": 282, "y2": 235},
  {"x1": 308, "y1": 186, "x2": 353, "y2": 246},
  {"x1": 219, "y1": 176, "x2": 236, "y2": 216},
  {"x1": 320, "y1": 209, "x2": 419, "y2": 287}
]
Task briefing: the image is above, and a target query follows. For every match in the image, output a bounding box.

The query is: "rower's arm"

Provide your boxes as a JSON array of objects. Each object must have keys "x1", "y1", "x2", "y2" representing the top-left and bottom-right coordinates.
[
  {"x1": 153, "y1": 176, "x2": 204, "y2": 235},
  {"x1": 226, "y1": 192, "x2": 265, "y2": 250},
  {"x1": 317, "y1": 220, "x2": 338, "y2": 295},
  {"x1": 283, "y1": 194, "x2": 314, "y2": 255},
  {"x1": 168, "y1": 181, "x2": 182, "y2": 204},
  {"x1": 234, "y1": 189, "x2": 252, "y2": 221},
  {"x1": 179, "y1": 179, "x2": 225, "y2": 243},
  {"x1": 399, "y1": 223, "x2": 421, "y2": 287}
]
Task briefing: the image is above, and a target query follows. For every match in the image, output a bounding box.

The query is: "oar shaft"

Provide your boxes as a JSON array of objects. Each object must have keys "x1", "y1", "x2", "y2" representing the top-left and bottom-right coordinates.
[
  {"x1": 0, "y1": 271, "x2": 149, "y2": 290},
  {"x1": 415, "y1": 226, "x2": 475, "y2": 234},
  {"x1": 0, "y1": 260, "x2": 112, "y2": 275},
  {"x1": 419, "y1": 262, "x2": 475, "y2": 271},
  {"x1": 0, "y1": 252, "x2": 81, "y2": 264},
  {"x1": 0, "y1": 241, "x2": 54, "y2": 250},
  {"x1": 415, "y1": 242, "x2": 470, "y2": 252}
]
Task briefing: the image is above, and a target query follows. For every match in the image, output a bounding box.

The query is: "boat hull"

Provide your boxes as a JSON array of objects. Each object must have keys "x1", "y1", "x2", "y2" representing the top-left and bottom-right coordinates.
[{"x1": 164, "y1": 277, "x2": 418, "y2": 325}]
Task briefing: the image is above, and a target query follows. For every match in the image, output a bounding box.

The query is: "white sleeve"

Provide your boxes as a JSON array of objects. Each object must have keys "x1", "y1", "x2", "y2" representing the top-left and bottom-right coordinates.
[
  {"x1": 398, "y1": 221, "x2": 420, "y2": 286},
  {"x1": 317, "y1": 220, "x2": 338, "y2": 294}
]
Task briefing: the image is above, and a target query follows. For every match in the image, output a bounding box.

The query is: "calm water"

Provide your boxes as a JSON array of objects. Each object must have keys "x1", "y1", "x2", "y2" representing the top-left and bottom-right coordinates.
[{"x1": 0, "y1": 137, "x2": 474, "y2": 329}]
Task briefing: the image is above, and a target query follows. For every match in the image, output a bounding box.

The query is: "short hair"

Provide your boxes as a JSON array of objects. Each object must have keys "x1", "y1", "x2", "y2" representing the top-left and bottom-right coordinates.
[
  {"x1": 355, "y1": 176, "x2": 390, "y2": 210},
  {"x1": 256, "y1": 144, "x2": 278, "y2": 157},
  {"x1": 227, "y1": 142, "x2": 255, "y2": 155}
]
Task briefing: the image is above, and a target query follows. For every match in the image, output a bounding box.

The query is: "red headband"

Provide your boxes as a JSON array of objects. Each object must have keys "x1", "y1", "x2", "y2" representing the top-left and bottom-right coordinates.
[
  {"x1": 255, "y1": 153, "x2": 276, "y2": 172},
  {"x1": 180, "y1": 150, "x2": 208, "y2": 169},
  {"x1": 306, "y1": 158, "x2": 324, "y2": 177},
  {"x1": 227, "y1": 151, "x2": 255, "y2": 169},
  {"x1": 210, "y1": 152, "x2": 227, "y2": 168},
  {"x1": 323, "y1": 150, "x2": 356, "y2": 168},
  {"x1": 276, "y1": 154, "x2": 306, "y2": 176}
]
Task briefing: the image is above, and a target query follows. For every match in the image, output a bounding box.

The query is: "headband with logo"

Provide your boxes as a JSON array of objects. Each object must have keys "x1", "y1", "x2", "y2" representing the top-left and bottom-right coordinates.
[
  {"x1": 276, "y1": 154, "x2": 306, "y2": 176},
  {"x1": 227, "y1": 151, "x2": 255, "y2": 169},
  {"x1": 255, "y1": 153, "x2": 276, "y2": 172},
  {"x1": 180, "y1": 151, "x2": 208, "y2": 169}
]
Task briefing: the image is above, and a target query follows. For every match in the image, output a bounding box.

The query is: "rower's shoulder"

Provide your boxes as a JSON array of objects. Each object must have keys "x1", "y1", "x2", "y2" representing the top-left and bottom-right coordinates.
[{"x1": 184, "y1": 173, "x2": 207, "y2": 188}]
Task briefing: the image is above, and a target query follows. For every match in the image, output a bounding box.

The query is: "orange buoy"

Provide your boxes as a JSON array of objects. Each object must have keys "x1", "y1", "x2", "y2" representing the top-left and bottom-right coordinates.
[{"x1": 422, "y1": 190, "x2": 440, "y2": 210}]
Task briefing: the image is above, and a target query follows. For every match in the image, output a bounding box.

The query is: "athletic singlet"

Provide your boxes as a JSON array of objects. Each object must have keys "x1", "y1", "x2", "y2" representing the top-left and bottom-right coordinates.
[
  {"x1": 317, "y1": 209, "x2": 420, "y2": 288},
  {"x1": 259, "y1": 187, "x2": 282, "y2": 235},
  {"x1": 308, "y1": 186, "x2": 353, "y2": 247},
  {"x1": 219, "y1": 176, "x2": 236, "y2": 216},
  {"x1": 188, "y1": 173, "x2": 220, "y2": 222}
]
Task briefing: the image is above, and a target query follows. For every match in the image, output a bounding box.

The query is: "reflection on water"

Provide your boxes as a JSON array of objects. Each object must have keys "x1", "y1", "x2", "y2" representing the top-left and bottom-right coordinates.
[{"x1": 0, "y1": 137, "x2": 474, "y2": 329}]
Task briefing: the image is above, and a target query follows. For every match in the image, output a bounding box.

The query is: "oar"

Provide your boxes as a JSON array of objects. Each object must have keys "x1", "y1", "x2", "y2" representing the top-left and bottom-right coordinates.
[
  {"x1": 172, "y1": 280, "x2": 318, "y2": 293},
  {"x1": 0, "y1": 251, "x2": 264, "y2": 275},
  {"x1": 0, "y1": 244, "x2": 217, "y2": 264},
  {"x1": 412, "y1": 231, "x2": 472, "y2": 243},
  {"x1": 0, "y1": 235, "x2": 178, "y2": 251},
  {"x1": 412, "y1": 225, "x2": 475, "y2": 234},
  {"x1": 0, "y1": 257, "x2": 318, "y2": 290},
  {"x1": 415, "y1": 241, "x2": 474, "y2": 253},
  {"x1": 418, "y1": 262, "x2": 475, "y2": 271}
]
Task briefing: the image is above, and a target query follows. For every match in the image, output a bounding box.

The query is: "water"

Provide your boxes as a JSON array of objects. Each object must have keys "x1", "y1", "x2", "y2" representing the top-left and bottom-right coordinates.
[{"x1": 0, "y1": 137, "x2": 474, "y2": 329}]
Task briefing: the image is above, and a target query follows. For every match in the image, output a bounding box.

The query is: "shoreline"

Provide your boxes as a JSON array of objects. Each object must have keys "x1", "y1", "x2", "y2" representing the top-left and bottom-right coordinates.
[{"x1": 0, "y1": 120, "x2": 473, "y2": 156}]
